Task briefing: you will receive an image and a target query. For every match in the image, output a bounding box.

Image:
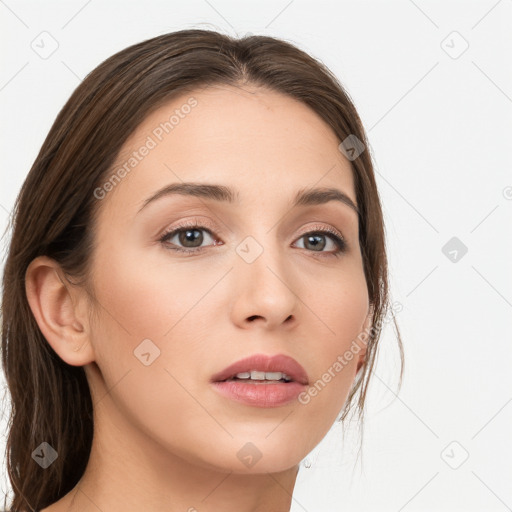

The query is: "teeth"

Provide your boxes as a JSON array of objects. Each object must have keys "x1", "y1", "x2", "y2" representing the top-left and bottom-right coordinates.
[{"x1": 233, "y1": 371, "x2": 292, "y2": 381}]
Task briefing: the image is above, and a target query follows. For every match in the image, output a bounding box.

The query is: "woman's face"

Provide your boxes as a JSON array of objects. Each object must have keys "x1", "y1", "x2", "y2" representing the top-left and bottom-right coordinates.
[{"x1": 84, "y1": 84, "x2": 371, "y2": 473}]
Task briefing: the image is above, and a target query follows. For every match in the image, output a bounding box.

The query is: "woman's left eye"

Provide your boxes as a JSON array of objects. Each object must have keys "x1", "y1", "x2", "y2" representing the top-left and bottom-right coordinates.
[
  {"x1": 294, "y1": 230, "x2": 346, "y2": 255},
  {"x1": 159, "y1": 223, "x2": 347, "y2": 257}
]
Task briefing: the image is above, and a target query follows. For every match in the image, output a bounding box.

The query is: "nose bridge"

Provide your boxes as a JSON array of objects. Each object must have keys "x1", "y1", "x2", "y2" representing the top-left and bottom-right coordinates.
[{"x1": 235, "y1": 224, "x2": 286, "y2": 279}]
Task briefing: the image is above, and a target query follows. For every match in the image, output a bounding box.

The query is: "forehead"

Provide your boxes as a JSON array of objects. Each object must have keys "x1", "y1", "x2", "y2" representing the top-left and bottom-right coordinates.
[{"x1": 99, "y1": 84, "x2": 356, "y2": 217}]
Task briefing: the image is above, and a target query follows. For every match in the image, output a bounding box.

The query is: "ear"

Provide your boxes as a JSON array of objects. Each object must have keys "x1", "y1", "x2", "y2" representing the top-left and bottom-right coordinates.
[
  {"x1": 25, "y1": 255, "x2": 95, "y2": 366},
  {"x1": 356, "y1": 302, "x2": 374, "y2": 374}
]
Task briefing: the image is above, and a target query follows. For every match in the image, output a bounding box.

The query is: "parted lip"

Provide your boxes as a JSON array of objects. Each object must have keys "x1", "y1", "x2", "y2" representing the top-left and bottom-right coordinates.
[{"x1": 210, "y1": 353, "x2": 309, "y2": 385}]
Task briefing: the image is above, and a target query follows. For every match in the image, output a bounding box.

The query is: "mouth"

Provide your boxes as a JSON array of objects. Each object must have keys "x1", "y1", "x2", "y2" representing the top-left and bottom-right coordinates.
[
  {"x1": 220, "y1": 370, "x2": 295, "y2": 384},
  {"x1": 210, "y1": 353, "x2": 309, "y2": 385},
  {"x1": 210, "y1": 354, "x2": 309, "y2": 408}
]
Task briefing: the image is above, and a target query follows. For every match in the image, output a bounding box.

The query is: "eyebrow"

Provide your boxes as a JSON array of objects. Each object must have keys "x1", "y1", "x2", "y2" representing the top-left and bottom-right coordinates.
[{"x1": 137, "y1": 182, "x2": 360, "y2": 216}]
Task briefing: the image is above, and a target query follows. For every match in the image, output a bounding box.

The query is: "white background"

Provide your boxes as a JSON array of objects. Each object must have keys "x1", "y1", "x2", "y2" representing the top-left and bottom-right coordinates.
[{"x1": 1, "y1": 1, "x2": 511, "y2": 510}]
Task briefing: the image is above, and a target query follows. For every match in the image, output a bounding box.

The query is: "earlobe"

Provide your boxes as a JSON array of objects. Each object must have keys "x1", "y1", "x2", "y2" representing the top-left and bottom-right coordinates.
[{"x1": 25, "y1": 256, "x2": 95, "y2": 366}]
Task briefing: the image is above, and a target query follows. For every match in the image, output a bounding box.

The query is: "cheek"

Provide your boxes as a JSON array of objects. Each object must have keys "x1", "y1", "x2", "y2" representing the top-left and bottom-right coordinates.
[
  {"x1": 305, "y1": 259, "x2": 369, "y2": 353},
  {"x1": 299, "y1": 263, "x2": 368, "y2": 406},
  {"x1": 88, "y1": 243, "x2": 218, "y2": 406},
  {"x1": 91, "y1": 243, "x2": 211, "y2": 350}
]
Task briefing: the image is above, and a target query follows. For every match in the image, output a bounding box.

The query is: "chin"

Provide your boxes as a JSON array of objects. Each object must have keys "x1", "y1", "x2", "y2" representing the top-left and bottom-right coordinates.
[{"x1": 219, "y1": 438, "x2": 306, "y2": 474}]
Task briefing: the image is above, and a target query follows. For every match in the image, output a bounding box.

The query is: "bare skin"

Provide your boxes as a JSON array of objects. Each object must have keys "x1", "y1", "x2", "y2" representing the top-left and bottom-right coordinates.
[{"x1": 26, "y1": 83, "x2": 372, "y2": 512}]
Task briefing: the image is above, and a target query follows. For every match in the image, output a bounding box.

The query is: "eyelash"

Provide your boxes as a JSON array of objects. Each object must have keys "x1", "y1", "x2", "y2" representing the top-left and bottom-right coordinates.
[{"x1": 158, "y1": 220, "x2": 348, "y2": 258}]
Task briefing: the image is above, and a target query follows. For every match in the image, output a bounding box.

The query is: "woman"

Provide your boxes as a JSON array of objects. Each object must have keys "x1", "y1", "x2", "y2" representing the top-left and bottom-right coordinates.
[{"x1": 1, "y1": 28, "x2": 404, "y2": 511}]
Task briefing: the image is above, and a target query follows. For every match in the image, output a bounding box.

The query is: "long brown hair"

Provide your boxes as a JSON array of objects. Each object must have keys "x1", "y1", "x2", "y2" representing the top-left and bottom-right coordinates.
[{"x1": 1, "y1": 28, "x2": 404, "y2": 511}]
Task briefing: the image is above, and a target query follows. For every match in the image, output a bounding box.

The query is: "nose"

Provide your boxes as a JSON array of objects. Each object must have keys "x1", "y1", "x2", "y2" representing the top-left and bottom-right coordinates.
[{"x1": 229, "y1": 238, "x2": 301, "y2": 331}]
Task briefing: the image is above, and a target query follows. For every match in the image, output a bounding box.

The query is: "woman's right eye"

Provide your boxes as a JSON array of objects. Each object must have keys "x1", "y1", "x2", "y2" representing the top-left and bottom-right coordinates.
[{"x1": 159, "y1": 223, "x2": 219, "y2": 254}]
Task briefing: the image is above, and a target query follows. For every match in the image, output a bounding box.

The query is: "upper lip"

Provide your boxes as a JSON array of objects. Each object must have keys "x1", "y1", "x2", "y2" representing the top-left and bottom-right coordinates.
[{"x1": 210, "y1": 353, "x2": 309, "y2": 385}]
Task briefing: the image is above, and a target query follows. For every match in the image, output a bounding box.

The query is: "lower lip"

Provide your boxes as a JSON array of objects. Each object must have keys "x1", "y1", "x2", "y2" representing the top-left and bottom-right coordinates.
[{"x1": 211, "y1": 380, "x2": 308, "y2": 408}]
